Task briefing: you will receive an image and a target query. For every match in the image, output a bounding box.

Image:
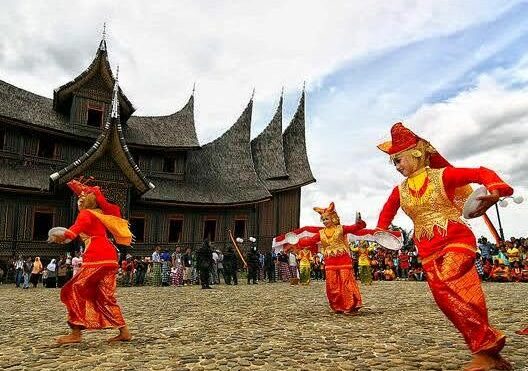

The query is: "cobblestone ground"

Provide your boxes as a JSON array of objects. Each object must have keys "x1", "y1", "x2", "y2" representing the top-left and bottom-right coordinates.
[{"x1": 0, "y1": 281, "x2": 526, "y2": 371}]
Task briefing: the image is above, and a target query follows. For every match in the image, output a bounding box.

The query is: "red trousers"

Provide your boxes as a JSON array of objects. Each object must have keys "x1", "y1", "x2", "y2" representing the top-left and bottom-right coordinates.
[
  {"x1": 325, "y1": 267, "x2": 362, "y2": 313},
  {"x1": 60, "y1": 266, "x2": 126, "y2": 329},
  {"x1": 423, "y1": 251, "x2": 505, "y2": 354}
]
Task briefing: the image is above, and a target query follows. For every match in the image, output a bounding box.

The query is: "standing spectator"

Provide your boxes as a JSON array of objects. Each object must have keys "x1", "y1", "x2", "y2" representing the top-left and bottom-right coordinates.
[
  {"x1": 399, "y1": 250, "x2": 410, "y2": 279},
  {"x1": 223, "y1": 246, "x2": 238, "y2": 285},
  {"x1": 57, "y1": 257, "x2": 68, "y2": 288},
  {"x1": 211, "y1": 248, "x2": 219, "y2": 285},
  {"x1": 312, "y1": 255, "x2": 323, "y2": 281},
  {"x1": 277, "y1": 251, "x2": 290, "y2": 282},
  {"x1": 288, "y1": 251, "x2": 298, "y2": 280},
  {"x1": 216, "y1": 249, "x2": 224, "y2": 284},
  {"x1": 46, "y1": 259, "x2": 57, "y2": 288},
  {"x1": 506, "y1": 242, "x2": 520, "y2": 264},
  {"x1": 171, "y1": 247, "x2": 184, "y2": 287},
  {"x1": 246, "y1": 245, "x2": 259, "y2": 285},
  {"x1": 475, "y1": 250, "x2": 484, "y2": 280},
  {"x1": 14, "y1": 255, "x2": 24, "y2": 288},
  {"x1": 264, "y1": 250, "x2": 276, "y2": 283},
  {"x1": 30, "y1": 257, "x2": 43, "y2": 288},
  {"x1": 134, "y1": 257, "x2": 146, "y2": 286},
  {"x1": 72, "y1": 251, "x2": 82, "y2": 277},
  {"x1": 22, "y1": 257, "x2": 33, "y2": 289},
  {"x1": 160, "y1": 250, "x2": 171, "y2": 287},
  {"x1": 65, "y1": 254, "x2": 73, "y2": 281},
  {"x1": 182, "y1": 248, "x2": 193, "y2": 286},
  {"x1": 478, "y1": 237, "x2": 492, "y2": 261},
  {"x1": 196, "y1": 240, "x2": 213, "y2": 289},
  {"x1": 151, "y1": 246, "x2": 162, "y2": 286}
]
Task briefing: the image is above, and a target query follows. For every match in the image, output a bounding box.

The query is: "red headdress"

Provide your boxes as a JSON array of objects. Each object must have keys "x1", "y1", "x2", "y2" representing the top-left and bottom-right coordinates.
[{"x1": 66, "y1": 177, "x2": 122, "y2": 218}]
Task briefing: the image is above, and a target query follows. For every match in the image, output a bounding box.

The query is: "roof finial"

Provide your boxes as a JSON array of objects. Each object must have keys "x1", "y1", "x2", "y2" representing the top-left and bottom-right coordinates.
[
  {"x1": 111, "y1": 65, "x2": 120, "y2": 119},
  {"x1": 192, "y1": 82, "x2": 196, "y2": 96},
  {"x1": 99, "y1": 23, "x2": 107, "y2": 51},
  {"x1": 251, "y1": 87, "x2": 256, "y2": 100},
  {"x1": 302, "y1": 80, "x2": 306, "y2": 92},
  {"x1": 281, "y1": 86, "x2": 284, "y2": 98}
]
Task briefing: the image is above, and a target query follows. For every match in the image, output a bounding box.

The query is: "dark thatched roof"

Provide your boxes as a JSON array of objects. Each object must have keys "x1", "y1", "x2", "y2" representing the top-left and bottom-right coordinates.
[
  {"x1": 251, "y1": 95, "x2": 289, "y2": 183},
  {"x1": 0, "y1": 162, "x2": 53, "y2": 192},
  {"x1": 262, "y1": 91, "x2": 316, "y2": 192},
  {"x1": 143, "y1": 99, "x2": 272, "y2": 205},
  {"x1": 53, "y1": 40, "x2": 135, "y2": 121},
  {"x1": 50, "y1": 81, "x2": 154, "y2": 194},
  {"x1": 0, "y1": 79, "x2": 70, "y2": 133},
  {"x1": 126, "y1": 95, "x2": 199, "y2": 148}
]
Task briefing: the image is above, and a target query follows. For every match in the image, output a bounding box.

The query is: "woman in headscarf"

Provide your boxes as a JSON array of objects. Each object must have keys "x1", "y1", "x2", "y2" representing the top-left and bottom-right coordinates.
[
  {"x1": 30, "y1": 256, "x2": 43, "y2": 288},
  {"x1": 46, "y1": 259, "x2": 57, "y2": 288}
]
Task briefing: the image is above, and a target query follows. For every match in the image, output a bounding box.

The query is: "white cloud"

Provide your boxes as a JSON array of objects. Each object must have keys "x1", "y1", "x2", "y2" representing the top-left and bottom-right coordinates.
[
  {"x1": 301, "y1": 64, "x2": 528, "y2": 240},
  {"x1": 0, "y1": 0, "x2": 522, "y2": 142}
]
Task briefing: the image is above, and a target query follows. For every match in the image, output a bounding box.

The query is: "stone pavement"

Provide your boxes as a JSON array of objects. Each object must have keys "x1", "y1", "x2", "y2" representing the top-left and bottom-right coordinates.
[{"x1": 0, "y1": 281, "x2": 526, "y2": 371}]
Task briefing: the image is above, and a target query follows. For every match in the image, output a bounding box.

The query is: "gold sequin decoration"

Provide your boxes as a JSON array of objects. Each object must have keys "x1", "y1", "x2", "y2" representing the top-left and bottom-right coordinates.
[{"x1": 400, "y1": 168, "x2": 466, "y2": 240}]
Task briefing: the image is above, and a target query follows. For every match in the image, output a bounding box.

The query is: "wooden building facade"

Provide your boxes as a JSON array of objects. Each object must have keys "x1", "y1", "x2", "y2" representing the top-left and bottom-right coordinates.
[{"x1": 0, "y1": 38, "x2": 315, "y2": 259}]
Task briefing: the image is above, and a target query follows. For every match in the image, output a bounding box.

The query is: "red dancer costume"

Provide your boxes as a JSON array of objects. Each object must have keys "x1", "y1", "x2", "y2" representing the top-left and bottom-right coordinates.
[
  {"x1": 50, "y1": 179, "x2": 133, "y2": 344},
  {"x1": 376, "y1": 123, "x2": 513, "y2": 370},
  {"x1": 275, "y1": 202, "x2": 366, "y2": 314}
]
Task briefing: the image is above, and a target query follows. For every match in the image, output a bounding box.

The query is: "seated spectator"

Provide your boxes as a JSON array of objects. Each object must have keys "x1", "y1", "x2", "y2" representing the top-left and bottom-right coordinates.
[
  {"x1": 511, "y1": 261, "x2": 522, "y2": 282},
  {"x1": 482, "y1": 259, "x2": 493, "y2": 281},
  {"x1": 383, "y1": 267, "x2": 395, "y2": 281},
  {"x1": 412, "y1": 265, "x2": 425, "y2": 281},
  {"x1": 490, "y1": 260, "x2": 511, "y2": 282}
]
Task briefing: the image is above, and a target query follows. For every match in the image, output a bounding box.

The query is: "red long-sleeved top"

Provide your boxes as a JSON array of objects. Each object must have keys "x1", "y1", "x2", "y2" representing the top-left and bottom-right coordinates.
[
  {"x1": 377, "y1": 166, "x2": 513, "y2": 259},
  {"x1": 64, "y1": 209, "x2": 119, "y2": 267}
]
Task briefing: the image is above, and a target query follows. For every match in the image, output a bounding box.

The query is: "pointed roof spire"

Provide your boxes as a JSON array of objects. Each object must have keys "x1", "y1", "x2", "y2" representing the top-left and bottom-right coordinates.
[
  {"x1": 251, "y1": 87, "x2": 256, "y2": 100},
  {"x1": 281, "y1": 86, "x2": 284, "y2": 99},
  {"x1": 110, "y1": 65, "x2": 119, "y2": 119},
  {"x1": 99, "y1": 23, "x2": 107, "y2": 51},
  {"x1": 192, "y1": 82, "x2": 196, "y2": 96}
]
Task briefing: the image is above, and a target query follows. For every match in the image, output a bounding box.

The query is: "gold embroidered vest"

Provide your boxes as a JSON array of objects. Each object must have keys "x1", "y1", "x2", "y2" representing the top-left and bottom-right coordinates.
[
  {"x1": 399, "y1": 168, "x2": 464, "y2": 240},
  {"x1": 319, "y1": 225, "x2": 349, "y2": 257}
]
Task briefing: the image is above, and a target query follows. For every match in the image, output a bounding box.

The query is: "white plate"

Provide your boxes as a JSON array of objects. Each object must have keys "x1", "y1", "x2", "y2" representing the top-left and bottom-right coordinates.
[
  {"x1": 47, "y1": 227, "x2": 72, "y2": 244},
  {"x1": 462, "y1": 186, "x2": 488, "y2": 219},
  {"x1": 374, "y1": 231, "x2": 402, "y2": 251}
]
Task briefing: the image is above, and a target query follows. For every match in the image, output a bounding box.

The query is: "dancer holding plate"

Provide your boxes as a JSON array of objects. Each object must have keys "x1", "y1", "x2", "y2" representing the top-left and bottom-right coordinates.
[
  {"x1": 375, "y1": 122, "x2": 513, "y2": 371},
  {"x1": 48, "y1": 178, "x2": 133, "y2": 345}
]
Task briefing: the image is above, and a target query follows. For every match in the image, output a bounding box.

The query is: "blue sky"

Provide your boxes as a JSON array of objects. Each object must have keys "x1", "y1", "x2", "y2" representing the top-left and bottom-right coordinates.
[{"x1": 1, "y1": 0, "x2": 527, "y2": 240}]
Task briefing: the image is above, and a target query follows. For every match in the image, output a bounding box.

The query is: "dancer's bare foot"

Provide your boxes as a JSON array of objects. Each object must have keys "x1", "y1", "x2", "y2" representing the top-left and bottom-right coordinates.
[
  {"x1": 108, "y1": 326, "x2": 132, "y2": 342},
  {"x1": 57, "y1": 329, "x2": 82, "y2": 345},
  {"x1": 463, "y1": 353, "x2": 512, "y2": 371}
]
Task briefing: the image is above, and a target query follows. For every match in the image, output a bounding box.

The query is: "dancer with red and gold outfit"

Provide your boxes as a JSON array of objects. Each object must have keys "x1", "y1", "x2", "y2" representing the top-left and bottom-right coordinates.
[
  {"x1": 375, "y1": 122, "x2": 513, "y2": 371},
  {"x1": 275, "y1": 203, "x2": 366, "y2": 314},
  {"x1": 49, "y1": 179, "x2": 133, "y2": 344}
]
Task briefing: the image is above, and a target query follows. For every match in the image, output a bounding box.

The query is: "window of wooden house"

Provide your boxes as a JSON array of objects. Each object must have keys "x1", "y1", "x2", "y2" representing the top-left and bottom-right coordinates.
[
  {"x1": 203, "y1": 219, "x2": 217, "y2": 241},
  {"x1": 168, "y1": 218, "x2": 183, "y2": 243},
  {"x1": 234, "y1": 219, "x2": 246, "y2": 239},
  {"x1": 174, "y1": 153, "x2": 186, "y2": 175},
  {"x1": 37, "y1": 137, "x2": 56, "y2": 159},
  {"x1": 130, "y1": 216, "x2": 146, "y2": 243},
  {"x1": 33, "y1": 210, "x2": 54, "y2": 241},
  {"x1": 87, "y1": 108, "x2": 103, "y2": 128},
  {"x1": 163, "y1": 157, "x2": 175, "y2": 173}
]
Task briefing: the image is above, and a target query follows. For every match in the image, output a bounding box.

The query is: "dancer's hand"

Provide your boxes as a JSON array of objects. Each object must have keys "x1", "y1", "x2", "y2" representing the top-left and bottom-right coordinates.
[{"x1": 470, "y1": 190, "x2": 500, "y2": 218}]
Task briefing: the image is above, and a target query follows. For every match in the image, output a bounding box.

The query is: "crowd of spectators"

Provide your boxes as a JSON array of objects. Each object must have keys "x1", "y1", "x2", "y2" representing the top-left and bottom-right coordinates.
[{"x1": 1, "y1": 235, "x2": 526, "y2": 287}]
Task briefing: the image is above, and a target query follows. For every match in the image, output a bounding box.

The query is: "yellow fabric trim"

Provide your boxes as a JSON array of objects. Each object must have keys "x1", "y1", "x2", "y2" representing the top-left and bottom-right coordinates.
[
  {"x1": 86, "y1": 209, "x2": 133, "y2": 246},
  {"x1": 421, "y1": 243, "x2": 475, "y2": 266}
]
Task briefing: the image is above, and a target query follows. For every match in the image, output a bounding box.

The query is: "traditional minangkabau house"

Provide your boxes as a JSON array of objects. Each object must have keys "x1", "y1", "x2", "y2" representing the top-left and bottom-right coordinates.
[{"x1": 0, "y1": 37, "x2": 315, "y2": 260}]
